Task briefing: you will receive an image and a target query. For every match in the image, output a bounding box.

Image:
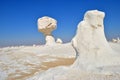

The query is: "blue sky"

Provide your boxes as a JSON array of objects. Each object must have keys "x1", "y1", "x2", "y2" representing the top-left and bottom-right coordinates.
[{"x1": 0, "y1": 0, "x2": 120, "y2": 47}]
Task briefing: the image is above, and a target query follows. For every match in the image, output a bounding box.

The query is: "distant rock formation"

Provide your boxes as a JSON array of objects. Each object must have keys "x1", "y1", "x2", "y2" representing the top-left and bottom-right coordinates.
[
  {"x1": 71, "y1": 10, "x2": 120, "y2": 69},
  {"x1": 38, "y1": 16, "x2": 56, "y2": 45},
  {"x1": 112, "y1": 37, "x2": 120, "y2": 43},
  {"x1": 56, "y1": 38, "x2": 63, "y2": 44}
]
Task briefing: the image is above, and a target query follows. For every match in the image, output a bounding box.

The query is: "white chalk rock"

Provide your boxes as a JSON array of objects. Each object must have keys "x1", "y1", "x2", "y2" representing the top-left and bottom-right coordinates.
[
  {"x1": 112, "y1": 37, "x2": 120, "y2": 43},
  {"x1": 71, "y1": 10, "x2": 120, "y2": 69},
  {"x1": 30, "y1": 10, "x2": 120, "y2": 80},
  {"x1": 38, "y1": 16, "x2": 57, "y2": 35},
  {"x1": 37, "y1": 16, "x2": 57, "y2": 45},
  {"x1": 112, "y1": 38, "x2": 118, "y2": 43},
  {"x1": 56, "y1": 38, "x2": 63, "y2": 44},
  {"x1": 45, "y1": 35, "x2": 55, "y2": 45}
]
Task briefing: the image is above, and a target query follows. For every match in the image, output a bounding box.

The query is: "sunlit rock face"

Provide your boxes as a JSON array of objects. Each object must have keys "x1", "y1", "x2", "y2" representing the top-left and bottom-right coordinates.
[
  {"x1": 56, "y1": 38, "x2": 63, "y2": 44},
  {"x1": 27, "y1": 10, "x2": 120, "y2": 80},
  {"x1": 112, "y1": 37, "x2": 120, "y2": 43},
  {"x1": 71, "y1": 10, "x2": 120, "y2": 69},
  {"x1": 38, "y1": 16, "x2": 57, "y2": 45}
]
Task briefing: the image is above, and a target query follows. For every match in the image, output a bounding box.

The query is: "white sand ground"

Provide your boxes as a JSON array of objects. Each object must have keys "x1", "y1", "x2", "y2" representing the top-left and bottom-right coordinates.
[
  {"x1": 0, "y1": 42, "x2": 119, "y2": 80},
  {"x1": 109, "y1": 42, "x2": 120, "y2": 53},
  {"x1": 0, "y1": 43, "x2": 75, "y2": 80}
]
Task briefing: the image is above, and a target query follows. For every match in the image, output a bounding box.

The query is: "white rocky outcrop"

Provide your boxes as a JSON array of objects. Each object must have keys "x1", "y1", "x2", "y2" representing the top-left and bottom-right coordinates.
[
  {"x1": 27, "y1": 10, "x2": 120, "y2": 80},
  {"x1": 112, "y1": 37, "x2": 120, "y2": 43},
  {"x1": 38, "y1": 16, "x2": 57, "y2": 45},
  {"x1": 56, "y1": 38, "x2": 63, "y2": 44},
  {"x1": 71, "y1": 10, "x2": 120, "y2": 69}
]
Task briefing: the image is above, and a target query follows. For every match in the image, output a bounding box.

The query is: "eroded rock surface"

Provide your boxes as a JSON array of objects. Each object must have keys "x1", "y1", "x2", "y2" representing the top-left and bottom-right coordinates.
[{"x1": 38, "y1": 16, "x2": 57, "y2": 45}]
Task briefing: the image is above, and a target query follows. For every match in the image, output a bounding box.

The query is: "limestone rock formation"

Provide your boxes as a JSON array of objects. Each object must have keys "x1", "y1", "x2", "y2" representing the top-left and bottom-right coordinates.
[
  {"x1": 56, "y1": 38, "x2": 63, "y2": 44},
  {"x1": 30, "y1": 10, "x2": 120, "y2": 80},
  {"x1": 112, "y1": 37, "x2": 120, "y2": 43},
  {"x1": 38, "y1": 16, "x2": 57, "y2": 45},
  {"x1": 71, "y1": 10, "x2": 120, "y2": 70}
]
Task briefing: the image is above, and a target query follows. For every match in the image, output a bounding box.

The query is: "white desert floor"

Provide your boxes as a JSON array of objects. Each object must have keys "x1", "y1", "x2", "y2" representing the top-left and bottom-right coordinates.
[
  {"x1": 0, "y1": 42, "x2": 120, "y2": 80},
  {"x1": 0, "y1": 43, "x2": 75, "y2": 80}
]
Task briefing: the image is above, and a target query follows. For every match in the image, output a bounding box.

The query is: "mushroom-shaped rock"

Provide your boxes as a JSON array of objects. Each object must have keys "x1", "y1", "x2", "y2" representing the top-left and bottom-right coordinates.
[
  {"x1": 56, "y1": 38, "x2": 63, "y2": 44},
  {"x1": 71, "y1": 10, "x2": 120, "y2": 69},
  {"x1": 38, "y1": 16, "x2": 56, "y2": 45}
]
